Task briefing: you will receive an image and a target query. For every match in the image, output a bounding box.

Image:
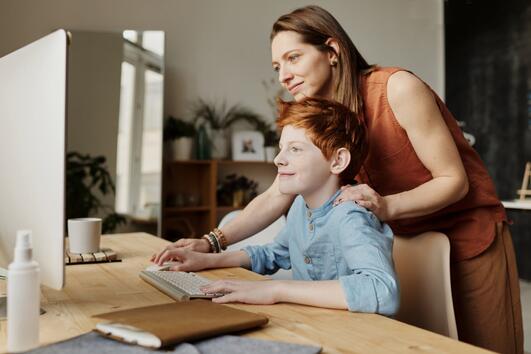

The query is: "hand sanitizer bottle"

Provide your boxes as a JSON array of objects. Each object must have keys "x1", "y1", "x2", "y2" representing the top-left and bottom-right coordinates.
[{"x1": 7, "y1": 230, "x2": 40, "y2": 352}]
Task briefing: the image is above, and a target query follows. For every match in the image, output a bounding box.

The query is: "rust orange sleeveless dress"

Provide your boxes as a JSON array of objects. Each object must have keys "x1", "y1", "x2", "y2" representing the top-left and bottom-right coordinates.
[{"x1": 358, "y1": 67, "x2": 507, "y2": 262}]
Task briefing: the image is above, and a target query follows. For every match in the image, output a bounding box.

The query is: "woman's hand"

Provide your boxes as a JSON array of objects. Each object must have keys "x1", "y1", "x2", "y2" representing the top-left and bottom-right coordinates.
[
  {"x1": 333, "y1": 184, "x2": 391, "y2": 221},
  {"x1": 153, "y1": 247, "x2": 211, "y2": 272},
  {"x1": 172, "y1": 237, "x2": 212, "y2": 252},
  {"x1": 201, "y1": 280, "x2": 279, "y2": 305},
  {"x1": 150, "y1": 237, "x2": 211, "y2": 264}
]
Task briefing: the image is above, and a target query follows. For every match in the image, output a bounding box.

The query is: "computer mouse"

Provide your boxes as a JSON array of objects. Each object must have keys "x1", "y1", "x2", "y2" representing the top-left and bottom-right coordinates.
[{"x1": 145, "y1": 261, "x2": 181, "y2": 272}]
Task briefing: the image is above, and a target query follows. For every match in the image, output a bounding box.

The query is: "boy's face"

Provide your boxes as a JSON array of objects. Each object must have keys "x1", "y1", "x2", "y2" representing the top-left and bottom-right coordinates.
[{"x1": 274, "y1": 125, "x2": 332, "y2": 196}]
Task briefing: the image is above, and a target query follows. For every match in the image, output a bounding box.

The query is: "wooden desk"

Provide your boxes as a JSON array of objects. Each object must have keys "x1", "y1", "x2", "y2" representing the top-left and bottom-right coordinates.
[{"x1": 0, "y1": 233, "x2": 488, "y2": 353}]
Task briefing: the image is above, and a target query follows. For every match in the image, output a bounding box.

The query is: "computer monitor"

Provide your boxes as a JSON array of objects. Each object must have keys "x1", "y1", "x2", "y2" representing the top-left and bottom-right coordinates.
[{"x1": 0, "y1": 29, "x2": 68, "y2": 290}]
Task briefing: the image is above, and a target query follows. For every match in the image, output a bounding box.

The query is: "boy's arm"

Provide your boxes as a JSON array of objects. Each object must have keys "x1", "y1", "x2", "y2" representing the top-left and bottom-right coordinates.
[
  {"x1": 203, "y1": 278, "x2": 348, "y2": 309},
  {"x1": 166, "y1": 248, "x2": 251, "y2": 272},
  {"x1": 273, "y1": 280, "x2": 348, "y2": 309},
  {"x1": 336, "y1": 206, "x2": 399, "y2": 316},
  {"x1": 168, "y1": 224, "x2": 291, "y2": 274},
  {"x1": 242, "y1": 221, "x2": 292, "y2": 275},
  {"x1": 205, "y1": 250, "x2": 252, "y2": 269}
]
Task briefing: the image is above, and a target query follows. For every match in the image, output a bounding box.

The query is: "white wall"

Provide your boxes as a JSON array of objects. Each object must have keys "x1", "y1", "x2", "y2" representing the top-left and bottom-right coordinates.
[
  {"x1": 67, "y1": 31, "x2": 122, "y2": 182},
  {"x1": 0, "y1": 0, "x2": 444, "y2": 126},
  {"x1": 67, "y1": 30, "x2": 123, "y2": 210}
]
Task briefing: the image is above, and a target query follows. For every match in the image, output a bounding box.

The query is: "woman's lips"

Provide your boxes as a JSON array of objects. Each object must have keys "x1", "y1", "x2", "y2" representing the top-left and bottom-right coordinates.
[{"x1": 288, "y1": 82, "x2": 303, "y2": 95}]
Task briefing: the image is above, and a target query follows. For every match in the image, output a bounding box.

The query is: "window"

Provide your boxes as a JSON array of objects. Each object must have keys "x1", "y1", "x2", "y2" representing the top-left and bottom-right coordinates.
[{"x1": 116, "y1": 31, "x2": 164, "y2": 219}]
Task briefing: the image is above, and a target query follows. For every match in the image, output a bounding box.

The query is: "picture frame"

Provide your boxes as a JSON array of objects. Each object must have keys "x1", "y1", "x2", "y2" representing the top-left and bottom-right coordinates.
[{"x1": 231, "y1": 130, "x2": 264, "y2": 161}]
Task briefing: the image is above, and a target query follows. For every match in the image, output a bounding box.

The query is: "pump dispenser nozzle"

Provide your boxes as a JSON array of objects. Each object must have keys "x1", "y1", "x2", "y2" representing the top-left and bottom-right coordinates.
[{"x1": 14, "y1": 230, "x2": 32, "y2": 263}]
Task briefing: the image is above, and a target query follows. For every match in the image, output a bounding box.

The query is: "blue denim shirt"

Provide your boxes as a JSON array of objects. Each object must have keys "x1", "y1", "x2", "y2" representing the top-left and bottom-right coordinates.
[{"x1": 244, "y1": 190, "x2": 399, "y2": 315}]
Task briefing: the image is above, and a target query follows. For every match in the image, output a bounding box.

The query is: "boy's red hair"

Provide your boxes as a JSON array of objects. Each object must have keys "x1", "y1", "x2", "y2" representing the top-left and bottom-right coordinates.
[{"x1": 276, "y1": 98, "x2": 368, "y2": 184}]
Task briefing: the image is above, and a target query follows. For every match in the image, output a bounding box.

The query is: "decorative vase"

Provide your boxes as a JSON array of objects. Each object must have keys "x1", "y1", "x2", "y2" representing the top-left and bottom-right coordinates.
[
  {"x1": 172, "y1": 137, "x2": 193, "y2": 160},
  {"x1": 232, "y1": 189, "x2": 245, "y2": 208},
  {"x1": 211, "y1": 129, "x2": 228, "y2": 160},
  {"x1": 264, "y1": 146, "x2": 277, "y2": 162},
  {"x1": 196, "y1": 125, "x2": 211, "y2": 160}
]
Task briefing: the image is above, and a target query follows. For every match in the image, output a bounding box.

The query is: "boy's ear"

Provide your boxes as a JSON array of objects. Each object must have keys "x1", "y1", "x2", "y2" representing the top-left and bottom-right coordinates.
[{"x1": 330, "y1": 148, "x2": 350, "y2": 175}]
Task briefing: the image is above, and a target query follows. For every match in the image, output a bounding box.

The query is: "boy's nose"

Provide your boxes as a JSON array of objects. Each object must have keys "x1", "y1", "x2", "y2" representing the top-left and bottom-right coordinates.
[{"x1": 273, "y1": 151, "x2": 286, "y2": 167}]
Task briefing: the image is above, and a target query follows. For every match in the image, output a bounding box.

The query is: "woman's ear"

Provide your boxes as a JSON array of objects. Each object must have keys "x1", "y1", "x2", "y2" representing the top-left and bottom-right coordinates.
[
  {"x1": 330, "y1": 148, "x2": 350, "y2": 175},
  {"x1": 325, "y1": 38, "x2": 340, "y2": 66}
]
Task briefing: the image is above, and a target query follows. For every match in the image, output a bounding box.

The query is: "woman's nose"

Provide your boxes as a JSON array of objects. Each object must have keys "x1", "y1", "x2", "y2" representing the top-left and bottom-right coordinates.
[{"x1": 278, "y1": 66, "x2": 293, "y2": 86}]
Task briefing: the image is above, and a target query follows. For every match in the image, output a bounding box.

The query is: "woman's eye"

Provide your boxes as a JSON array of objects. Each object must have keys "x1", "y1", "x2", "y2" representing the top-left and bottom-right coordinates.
[
  {"x1": 288, "y1": 54, "x2": 300, "y2": 63},
  {"x1": 272, "y1": 65, "x2": 279, "y2": 72},
  {"x1": 290, "y1": 146, "x2": 300, "y2": 152}
]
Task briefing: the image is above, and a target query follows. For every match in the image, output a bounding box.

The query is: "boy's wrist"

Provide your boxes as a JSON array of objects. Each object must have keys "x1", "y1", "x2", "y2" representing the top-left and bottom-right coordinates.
[
  {"x1": 204, "y1": 253, "x2": 221, "y2": 269},
  {"x1": 272, "y1": 280, "x2": 287, "y2": 303}
]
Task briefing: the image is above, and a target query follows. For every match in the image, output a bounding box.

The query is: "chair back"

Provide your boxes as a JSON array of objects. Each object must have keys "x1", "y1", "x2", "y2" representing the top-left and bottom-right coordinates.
[{"x1": 393, "y1": 232, "x2": 458, "y2": 339}]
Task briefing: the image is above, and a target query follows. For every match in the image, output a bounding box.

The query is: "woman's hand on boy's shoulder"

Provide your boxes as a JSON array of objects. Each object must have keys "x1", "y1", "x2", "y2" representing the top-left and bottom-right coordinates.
[{"x1": 333, "y1": 184, "x2": 391, "y2": 221}]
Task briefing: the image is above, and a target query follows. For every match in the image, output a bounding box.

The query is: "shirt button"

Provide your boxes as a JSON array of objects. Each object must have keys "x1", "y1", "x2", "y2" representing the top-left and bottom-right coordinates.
[
  {"x1": 308, "y1": 224, "x2": 314, "y2": 231},
  {"x1": 307, "y1": 210, "x2": 312, "y2": 218},
  {"x1": 304, "y1": 256, "x2": 312, "y2": 264}
]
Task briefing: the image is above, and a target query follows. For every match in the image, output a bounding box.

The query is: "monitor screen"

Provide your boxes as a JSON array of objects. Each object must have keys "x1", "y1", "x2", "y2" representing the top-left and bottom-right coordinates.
[{"x1": 0, "y1": 29, "x2": 68, "y2": 290}]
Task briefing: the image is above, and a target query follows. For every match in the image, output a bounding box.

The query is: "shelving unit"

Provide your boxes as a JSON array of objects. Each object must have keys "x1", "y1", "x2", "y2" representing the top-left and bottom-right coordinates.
[{"x1": 161, "y1": 160, "x2": 276, "y2": 241}]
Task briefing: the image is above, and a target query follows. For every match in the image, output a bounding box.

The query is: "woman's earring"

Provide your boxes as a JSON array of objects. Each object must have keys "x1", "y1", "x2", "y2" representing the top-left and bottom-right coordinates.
[{"x1": 331, "y1": 60, "x2": 337, "y2": 67}]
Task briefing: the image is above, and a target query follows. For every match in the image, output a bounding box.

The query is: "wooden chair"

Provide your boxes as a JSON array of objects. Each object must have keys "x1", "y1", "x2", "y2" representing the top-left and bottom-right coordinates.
[
  {"x1": 393, "y1": 232, "x2": 458, "y2": 339},
  {"x1": 517, "y1": 162, "x2": 531, "y2": 200}
]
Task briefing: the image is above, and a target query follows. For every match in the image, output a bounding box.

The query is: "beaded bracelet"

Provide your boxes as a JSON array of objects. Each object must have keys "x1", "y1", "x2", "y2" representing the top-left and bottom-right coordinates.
[
  {"x1": 208, "y1": 232, "x2": 221, "y2": 253},
  {"x1": 202, "y1": 234, "x2": 216, "y2": 253},
  {"x1": 212, "y1": 228, "x2": 228, "y2": 251}
]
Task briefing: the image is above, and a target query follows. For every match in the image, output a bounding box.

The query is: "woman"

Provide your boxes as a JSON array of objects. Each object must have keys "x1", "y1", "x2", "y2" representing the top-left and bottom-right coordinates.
[{"x1": 154, "y1": 6, "x2": 522, "y2": 353}]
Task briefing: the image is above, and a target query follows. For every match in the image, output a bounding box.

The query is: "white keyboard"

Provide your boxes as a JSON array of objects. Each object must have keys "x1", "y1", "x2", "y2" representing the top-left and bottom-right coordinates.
[{"x1": 139, "y1": 270, "x2": 222, "y2": 301}]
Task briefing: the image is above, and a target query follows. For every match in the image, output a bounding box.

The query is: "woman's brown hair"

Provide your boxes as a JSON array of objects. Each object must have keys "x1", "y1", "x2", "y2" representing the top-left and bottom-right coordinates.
[{"x1": 271, "y1": 5, "x2": 375, "y2": 115}]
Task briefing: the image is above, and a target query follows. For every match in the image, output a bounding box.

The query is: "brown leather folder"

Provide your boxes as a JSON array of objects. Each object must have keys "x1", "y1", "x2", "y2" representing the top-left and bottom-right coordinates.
[{"x1": 93, "y1": 299, "x2": 269, "y2": 348}]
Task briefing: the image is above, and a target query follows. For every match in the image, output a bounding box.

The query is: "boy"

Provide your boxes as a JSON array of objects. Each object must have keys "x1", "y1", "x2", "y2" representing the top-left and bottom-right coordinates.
[{"x1": 155, "y1": 98, "x2": 399, "y2": 315}]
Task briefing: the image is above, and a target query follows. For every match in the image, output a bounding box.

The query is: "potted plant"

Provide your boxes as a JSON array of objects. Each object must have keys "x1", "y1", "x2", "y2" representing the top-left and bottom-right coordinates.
[
  {"x1": 66, "y1": 152, "x2": 127, "y2": 234},
  {"x1": 217, "y1": 174, "x2": 258, "y2": 207},
  {"x1": 164, "y1": 116, "x2": 196, "y2": 160},
  {"x1": 263, "y1": 129, "x2": 279, "y2": 162},
  {"x1": 260, "y1": 77, "x2": 286, "y2": 161},
  {"x1": 192, "y1": 99, "x2": 262, "y2": 159}
]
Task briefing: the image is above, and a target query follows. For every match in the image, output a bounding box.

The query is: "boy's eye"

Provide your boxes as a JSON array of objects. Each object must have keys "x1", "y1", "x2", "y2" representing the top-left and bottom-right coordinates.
[{"x1": 272, "y1": 65, "x2": 279, "y2": 72}]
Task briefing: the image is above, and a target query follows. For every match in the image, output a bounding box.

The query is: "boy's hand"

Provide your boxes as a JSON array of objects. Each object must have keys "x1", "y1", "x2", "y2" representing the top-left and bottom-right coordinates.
[
  {"x1": 334, "y1": 184, "x2": 391, "y2": 221},
  {"x1": 201, "y1": 280, "x2": 279, "y2": 305}
]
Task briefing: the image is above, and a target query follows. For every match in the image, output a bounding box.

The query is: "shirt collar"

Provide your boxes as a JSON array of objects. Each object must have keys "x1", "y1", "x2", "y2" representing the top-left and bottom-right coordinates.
[{"x1": 304, "y1": 189, "x2": 342, "y2": 219}]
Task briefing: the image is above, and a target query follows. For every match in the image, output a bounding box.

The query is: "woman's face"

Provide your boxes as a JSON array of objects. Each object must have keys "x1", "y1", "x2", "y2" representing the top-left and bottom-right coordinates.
[{"x1": 271, "y1": 31, "x2": 335, "y2": 102}]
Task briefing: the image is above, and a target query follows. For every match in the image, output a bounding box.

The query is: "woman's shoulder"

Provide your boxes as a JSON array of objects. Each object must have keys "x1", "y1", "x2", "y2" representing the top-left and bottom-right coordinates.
[
  {"x1": 387, "y1": 70, "x2": 428, "y2": 98},
  {"x1": 363, "y1": 66, "x2": 408, "y2": 85}
]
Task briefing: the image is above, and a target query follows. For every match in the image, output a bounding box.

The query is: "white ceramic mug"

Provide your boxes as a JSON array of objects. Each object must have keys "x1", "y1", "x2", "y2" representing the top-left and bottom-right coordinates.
[{"x1": 68, "y1": 218, "x2": 102, "y2": 254}]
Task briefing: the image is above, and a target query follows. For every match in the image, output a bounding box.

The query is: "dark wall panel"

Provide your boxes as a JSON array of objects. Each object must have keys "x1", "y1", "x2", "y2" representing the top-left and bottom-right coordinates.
[{"x1": 445, "y1": 0, "x2": 531, "y2": 278}]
